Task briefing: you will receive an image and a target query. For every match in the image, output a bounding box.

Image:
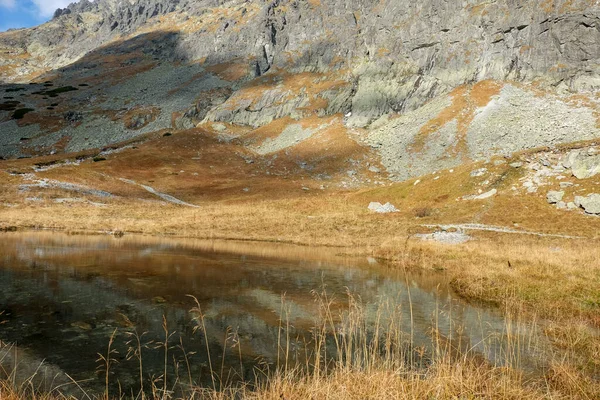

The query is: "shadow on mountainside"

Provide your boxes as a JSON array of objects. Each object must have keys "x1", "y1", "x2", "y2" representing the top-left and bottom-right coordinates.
[
  {"x1": 0, "y1": 26, "x2": 351, "y2": 160},
  {"x1": 0, "y1": 30, "x2": 213, "y2": 159}
]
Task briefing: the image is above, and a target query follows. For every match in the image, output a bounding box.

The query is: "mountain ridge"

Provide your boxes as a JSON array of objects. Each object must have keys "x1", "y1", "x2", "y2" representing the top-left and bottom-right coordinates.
[{"x1": 0, "y1": 0, "x2": 599, "y2": 180}]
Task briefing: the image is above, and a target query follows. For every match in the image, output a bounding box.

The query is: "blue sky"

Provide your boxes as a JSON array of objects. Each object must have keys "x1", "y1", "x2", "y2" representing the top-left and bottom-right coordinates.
[{"x1": 0, "y1": 0, "x2": 76, "y2": 32}]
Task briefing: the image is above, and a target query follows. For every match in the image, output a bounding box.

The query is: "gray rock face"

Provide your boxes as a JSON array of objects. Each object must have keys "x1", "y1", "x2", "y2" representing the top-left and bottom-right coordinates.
[
  {"x1": 0, "y1": 0, "x2": 599, "y2": 173},
  {"x1": 2, "y1": 0, "x2": 599, "y2": 121},
  {"x1": 574, "y1": 194, "x2": 600, "y2": 214}
]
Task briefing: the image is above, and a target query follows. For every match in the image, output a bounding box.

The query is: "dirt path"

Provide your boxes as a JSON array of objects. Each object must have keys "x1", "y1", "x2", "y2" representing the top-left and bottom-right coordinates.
[{"x1": 118, "y1": 178, "x2": 200, "y2": 208}]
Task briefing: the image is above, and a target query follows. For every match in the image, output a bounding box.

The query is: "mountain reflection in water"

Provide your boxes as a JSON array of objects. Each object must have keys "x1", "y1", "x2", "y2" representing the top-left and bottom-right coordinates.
[{"x1": 0, "y1": 232, "x2": 541, "y2": 396}]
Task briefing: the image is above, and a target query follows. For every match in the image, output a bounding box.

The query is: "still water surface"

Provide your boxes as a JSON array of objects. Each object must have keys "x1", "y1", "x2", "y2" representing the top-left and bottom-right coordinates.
[{"x1": 0, "y1": 232, "x2": 536, "y2": 395}]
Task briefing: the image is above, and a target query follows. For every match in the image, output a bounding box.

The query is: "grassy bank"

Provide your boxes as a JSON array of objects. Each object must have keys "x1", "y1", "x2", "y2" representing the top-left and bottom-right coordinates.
[{"x1": 1, "y1": 291, "x2": 599, "y2": 400}]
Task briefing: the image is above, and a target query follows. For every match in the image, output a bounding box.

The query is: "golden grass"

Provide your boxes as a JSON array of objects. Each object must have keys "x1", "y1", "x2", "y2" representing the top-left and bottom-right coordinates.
[
  {"x1": 1, "y1": 289, "x2": 599, "y2": 400},
  {"x1": 1, "y1": 129, "x2": 600, "y2": 399}
]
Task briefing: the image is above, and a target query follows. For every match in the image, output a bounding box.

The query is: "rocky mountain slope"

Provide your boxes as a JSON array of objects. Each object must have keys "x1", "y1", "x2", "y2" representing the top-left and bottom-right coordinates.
[{"x1": 0, "y1": 0, "x2": 599, "y2": 181}]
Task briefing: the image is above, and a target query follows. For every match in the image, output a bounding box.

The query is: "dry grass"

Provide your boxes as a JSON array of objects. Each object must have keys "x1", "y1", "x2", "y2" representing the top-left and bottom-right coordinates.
[
  {"x1": 0, "y1": 292, "x2": 600, "y2": 400},
  {"x1": 1, "y1": 127, "x2": 600, "y2": 399},
  {"x1": 1, "y1": 289, "x2": 599, "y2": 400}
]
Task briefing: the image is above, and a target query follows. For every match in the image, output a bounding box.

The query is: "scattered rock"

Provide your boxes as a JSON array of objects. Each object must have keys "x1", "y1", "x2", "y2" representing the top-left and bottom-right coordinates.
[
  {"x1": 63, "y1": 110, "x2": 83, "y2": 123},
  {"x1": 212, "y1": 123, "x2": 227, "y2": 132},
  {"x1": 470, "y1": 168, "x2": 488, "y2": 177},
  {"x1": 464, "y1": 189, "x2": 497, "y2": 200},
  {"x1": 546, "y1": 190, "x2": 564, "y2": 204},
  {"x1": 416, "y1": 231, "x2": 471, "y2": 244},
  {"x1": 559, "y1": 182, "x2": 574, "y2": 188},
  {"x1": 509, "y1": 162, "x2": 523, "y2": 168},
  {"x1": 574, "y1": 194, "x2": 600, "y2": 215},
  {"x1": 368, "y1": 202, "x2": 399, "y2": 214}
]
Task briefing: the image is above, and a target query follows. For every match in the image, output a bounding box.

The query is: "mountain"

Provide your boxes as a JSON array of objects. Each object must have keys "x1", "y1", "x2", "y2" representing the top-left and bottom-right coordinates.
[{"x1": 0, "y1": 0, "x2": 599, "y2": 181}]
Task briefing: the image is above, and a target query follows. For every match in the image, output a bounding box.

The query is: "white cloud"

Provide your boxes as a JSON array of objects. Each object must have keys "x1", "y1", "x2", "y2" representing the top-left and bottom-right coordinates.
[
  {"x1": 0, "y1": 0, "x2": 16, "y2": 10},
  {"x1": 31, "y1": 0, "x2": 75, "y2": 18}
]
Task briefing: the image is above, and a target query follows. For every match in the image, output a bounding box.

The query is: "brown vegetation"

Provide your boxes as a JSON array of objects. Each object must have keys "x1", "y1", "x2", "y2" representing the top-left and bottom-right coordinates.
[{"x1": 1, "y1": 125, "x2": 599, "y2": 399}]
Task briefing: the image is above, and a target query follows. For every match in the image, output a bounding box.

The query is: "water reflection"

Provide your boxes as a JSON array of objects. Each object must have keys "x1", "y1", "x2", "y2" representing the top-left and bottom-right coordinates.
[{"x1": 0, "y1": 232, "x2": 542, "y2": 396}]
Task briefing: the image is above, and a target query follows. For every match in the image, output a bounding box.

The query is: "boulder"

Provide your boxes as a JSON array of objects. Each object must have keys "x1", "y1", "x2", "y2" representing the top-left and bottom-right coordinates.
[
  {"x1": 546, "y1": 190, "x2": 565, "y2": 204},
  {"x1": 368, "y1": 202, "x2": 399, "y2": 214},
  {"x1": 574, "y1": 194, "x2": 600, "y2": 215},
  {"x1": 565, "y1": 150, "x2": 600, "y2": 179}
]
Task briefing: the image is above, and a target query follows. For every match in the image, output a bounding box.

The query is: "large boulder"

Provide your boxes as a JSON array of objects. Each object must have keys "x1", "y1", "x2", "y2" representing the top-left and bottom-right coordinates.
[
  {"x1": 368, "y1": 202, "x2": 399, "y2": 214},
  {"x1": 564, "y1": 149, "x2": 600, "y2": 179},
  {"x1": 574, "y1": 194, "x2": 600, "y2": 215}
]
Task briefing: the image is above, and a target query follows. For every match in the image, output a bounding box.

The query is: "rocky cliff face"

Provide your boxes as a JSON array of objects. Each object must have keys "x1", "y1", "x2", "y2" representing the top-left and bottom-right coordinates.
[{"x1": 0, "y1": 0, "x2": 599, "y2": 179}]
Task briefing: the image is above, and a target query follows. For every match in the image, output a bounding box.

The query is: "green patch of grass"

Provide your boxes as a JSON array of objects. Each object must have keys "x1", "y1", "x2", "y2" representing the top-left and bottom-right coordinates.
[
  {"x1": 32, "y1": 86, "x2": 79, "y2": 97},
  {"x1": 5, "y1": 88, "x2": 25, "y2": 93},
  {"x1": 11, "y1": 108, "x2": 34, "y2": 119},
  {"x1": 47, "y1": 86, "x2": 78, "y2": 95},
  {"x1": 93, "y1": 156, "x2": 107, "y2": 162}
]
